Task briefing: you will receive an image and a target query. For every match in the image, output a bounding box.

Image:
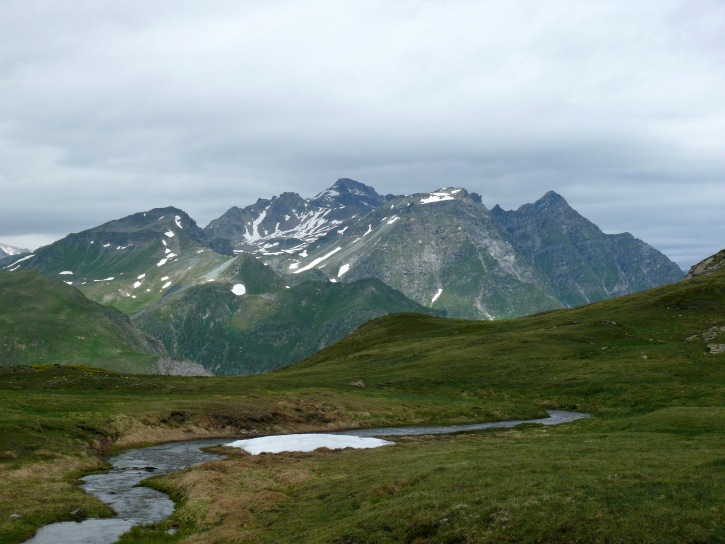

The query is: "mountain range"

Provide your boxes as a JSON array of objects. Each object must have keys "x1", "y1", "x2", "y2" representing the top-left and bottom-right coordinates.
[{"x1": 2, "y1": 178, "x2": 685, "y2": 374}]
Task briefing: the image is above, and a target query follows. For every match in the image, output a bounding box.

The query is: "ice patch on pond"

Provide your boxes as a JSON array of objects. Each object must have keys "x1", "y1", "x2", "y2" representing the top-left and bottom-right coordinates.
[
  {"x1": 225, "y1": 434, "x2": 393, "y2": 455},
  {"x1": 231, "y1": 284, "x2": 246, "y2": 296}
]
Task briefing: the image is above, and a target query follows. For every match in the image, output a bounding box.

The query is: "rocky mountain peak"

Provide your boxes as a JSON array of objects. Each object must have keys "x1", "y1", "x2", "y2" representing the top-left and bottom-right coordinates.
[{"x1": 0, "y1": 243, "x2": 30, "y2": 259}]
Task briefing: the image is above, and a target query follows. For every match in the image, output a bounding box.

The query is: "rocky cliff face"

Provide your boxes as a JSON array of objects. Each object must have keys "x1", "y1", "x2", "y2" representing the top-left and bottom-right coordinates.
[
  {"x1": 269, "y1": 188, "x2": 561, "y2": 319},
  {"x1": 491, "y1": 191, "x2": 684, "y2": 307}
]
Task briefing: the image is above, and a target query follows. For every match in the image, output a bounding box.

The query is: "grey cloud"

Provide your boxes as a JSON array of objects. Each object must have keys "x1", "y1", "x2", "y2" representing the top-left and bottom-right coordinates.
[{"x1": 1, "y1": 1, "x2": 724, "y2": 269}]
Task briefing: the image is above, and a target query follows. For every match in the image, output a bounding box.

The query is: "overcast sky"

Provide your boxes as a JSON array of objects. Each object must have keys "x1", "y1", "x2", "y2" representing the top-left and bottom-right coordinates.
[{"x1": 2, "y1": 1, "x2": 724, "y2": 269}]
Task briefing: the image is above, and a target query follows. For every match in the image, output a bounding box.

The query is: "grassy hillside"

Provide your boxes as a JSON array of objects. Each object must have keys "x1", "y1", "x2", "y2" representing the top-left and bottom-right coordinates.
[
  {"x1": 267, "y1": 267, "x2": 725, "y2": 418},
  {"x1": 0, "y1": 271, "x2": 163, "y2": 373},
  {"x1": 1, "y1": 269, "x2": 724, "y2": 543}
]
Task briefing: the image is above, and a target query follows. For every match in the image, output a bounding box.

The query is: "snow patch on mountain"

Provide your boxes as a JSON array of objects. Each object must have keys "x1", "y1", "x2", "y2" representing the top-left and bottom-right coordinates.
[
  {"x1": 4, "y1": 254, "x2": 35, "y2": 268},
  {"x1": 231, "y1": 283, "x2": 246, "y2": 296},
  {"x1": 0, "y1": 243, "x2": 28, "y2": 256},
  {"x1": 59, "y1": 271, "x2": 73, "y2": 275},
  {"x1": 431, "y1": 288, "x2": 443, "y2": 304},
  {"x1": 338, "y1": 263, "x2": 350, "y2": 277},
  {"x1": 164, "y1": 230, "x2": 175, "y2": 238},
  {"x1": 421, "y1": 192, "x2": 455, "y2": 205},
  {"x1": 294, "y1": 247, "x2": 343, "y2": 274}
]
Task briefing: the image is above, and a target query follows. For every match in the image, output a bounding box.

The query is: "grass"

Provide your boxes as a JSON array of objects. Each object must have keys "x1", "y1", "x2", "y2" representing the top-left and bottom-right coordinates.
[{"x1": 1, "y1": 269, "x2": 725, "y2": 542}]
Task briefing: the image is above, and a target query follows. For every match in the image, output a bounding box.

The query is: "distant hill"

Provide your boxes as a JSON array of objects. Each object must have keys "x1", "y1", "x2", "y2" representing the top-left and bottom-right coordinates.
[
  {"x1": 136, "y1": 254, "x2": 443, "y2": 375},
  {"x1": 0, "y1": 270, "x2": 208, "y2": 374}
]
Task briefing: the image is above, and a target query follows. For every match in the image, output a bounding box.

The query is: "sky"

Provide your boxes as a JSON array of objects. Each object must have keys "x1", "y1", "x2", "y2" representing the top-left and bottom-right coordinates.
[{"x1": 1, "y1": 1, "x2": 724, "y2": 270}]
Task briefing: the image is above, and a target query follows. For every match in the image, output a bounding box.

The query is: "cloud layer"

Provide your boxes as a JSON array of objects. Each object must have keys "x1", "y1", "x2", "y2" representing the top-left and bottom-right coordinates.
[{"x1": 2, "y1": 1, "x2": 724, "y2": 268}]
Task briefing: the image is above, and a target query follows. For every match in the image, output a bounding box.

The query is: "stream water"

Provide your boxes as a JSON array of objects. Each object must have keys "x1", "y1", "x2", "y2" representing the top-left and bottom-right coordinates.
[{"x1": 23, "y1": 409, "x2": 589, "y2": 543}]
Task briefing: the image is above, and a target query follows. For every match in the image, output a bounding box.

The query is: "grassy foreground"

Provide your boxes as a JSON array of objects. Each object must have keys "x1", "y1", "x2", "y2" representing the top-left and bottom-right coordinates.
[{"x1": 1, "y1": 270, "x2": 725, "y2": 543}]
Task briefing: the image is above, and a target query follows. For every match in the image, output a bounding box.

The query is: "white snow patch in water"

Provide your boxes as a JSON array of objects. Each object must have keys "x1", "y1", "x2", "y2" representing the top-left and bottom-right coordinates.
[
  {"x1": 175, "y1": 215, "x2": 183, "y2": 229},
  {"x1": 59, "y1": 271, "x2": 73, "y2": 275},
  {"x1": 225, "y1": 434, "x2": 393, "y2": 455},
  {"x1": 338, "y1": 263, "x2": 350, "y2": 277},
  {"x1": 431, "y1": 288, "x2": 443, "y2": 304},
  {"x1": 421, "y1": 193, "x2": 455, "y2": 204},
  {"x1": 294, "y1": 247, "x2": 342, "y2": 274},
  {"x1": 231, "y1": 283, "x2": 246, "y2": 296}
]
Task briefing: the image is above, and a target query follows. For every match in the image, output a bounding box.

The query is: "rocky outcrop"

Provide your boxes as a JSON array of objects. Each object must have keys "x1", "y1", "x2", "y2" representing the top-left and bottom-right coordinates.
[{"x1": 686, "y1": 249, "x2": 725, "y2": 279}]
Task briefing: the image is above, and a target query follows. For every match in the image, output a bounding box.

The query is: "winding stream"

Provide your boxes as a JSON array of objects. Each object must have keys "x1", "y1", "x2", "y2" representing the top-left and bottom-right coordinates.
[{"x1": 23, "y1": 409, "x2": 589, "y2": 544}]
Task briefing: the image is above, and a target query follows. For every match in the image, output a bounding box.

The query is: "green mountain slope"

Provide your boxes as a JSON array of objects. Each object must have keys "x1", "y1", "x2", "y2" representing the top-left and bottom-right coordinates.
[
  {"x1": 0, "y1": 271, "x2": 166, "y2": 373},
  {"x1": 136, "y1": 257, "x2": 444, "y2": 374},
  {"x1": 2, "y1": 207, "x2": 231, "y2": 315}
]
